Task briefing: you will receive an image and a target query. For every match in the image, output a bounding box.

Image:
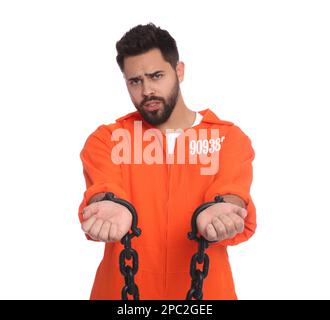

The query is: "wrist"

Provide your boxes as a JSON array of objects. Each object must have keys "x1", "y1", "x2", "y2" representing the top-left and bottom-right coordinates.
[
  {"x1": 222, "y1": 194, "x2": 246, "y2": 209},
  {"x1": 88, "y1": 192, "x2": 106, "y2": 205}
]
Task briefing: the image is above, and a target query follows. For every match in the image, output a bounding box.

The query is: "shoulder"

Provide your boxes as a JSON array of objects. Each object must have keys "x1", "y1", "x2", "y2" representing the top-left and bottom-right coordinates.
[
  {"x1": 227, "y1": 124, "x2": 252, "y2": 141},
  {"x1": 83, "y1": 110, "x2": 139, "y2": 148},
  {"x1": 202, "y1": 108, "x2": 253, "y2": 149},
  {"x1": 87, "y1": 123, "x2": 116, "y2": 141},
  {"x1": 201, "y1": 108, "x2": 252, "y2": 141}
]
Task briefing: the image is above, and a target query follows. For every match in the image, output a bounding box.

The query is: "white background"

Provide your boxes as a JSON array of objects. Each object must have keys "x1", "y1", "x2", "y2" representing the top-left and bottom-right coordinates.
[{"x1": 0, "y1": 0, "x2": 329, "y2": 299}]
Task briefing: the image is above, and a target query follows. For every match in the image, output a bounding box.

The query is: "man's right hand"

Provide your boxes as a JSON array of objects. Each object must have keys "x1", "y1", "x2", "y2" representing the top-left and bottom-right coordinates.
[{"x1": 81, "y1": 200, "x2": 133, "y2": 242}]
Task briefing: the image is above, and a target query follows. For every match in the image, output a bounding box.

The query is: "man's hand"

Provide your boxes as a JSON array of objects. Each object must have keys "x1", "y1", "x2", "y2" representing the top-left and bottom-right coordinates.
[
  {"x1": 196, "y1": 202, "x2": 248, "y2": 242},
  {"x1": 81, "y1": 200, "x2": 133, "y2": 242}
]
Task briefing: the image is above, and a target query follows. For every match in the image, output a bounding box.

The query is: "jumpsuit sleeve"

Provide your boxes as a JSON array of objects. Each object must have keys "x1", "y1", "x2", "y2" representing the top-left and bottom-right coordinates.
[
  {"x1": 78, "y1": 124, "x2": 130, "y2": 240},
  {"x1": 204, "y1": 125, "x2": 256, "y2": 247}
]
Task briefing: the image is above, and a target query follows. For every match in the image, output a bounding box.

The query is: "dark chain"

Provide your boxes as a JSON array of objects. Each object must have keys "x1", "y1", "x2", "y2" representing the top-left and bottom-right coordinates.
[
  {"x1": 186, "y1": 195, "x2": 225, "y2": 300},
  {"x1": 102, "y1": 192, "x2": 141, "y2": 300}
]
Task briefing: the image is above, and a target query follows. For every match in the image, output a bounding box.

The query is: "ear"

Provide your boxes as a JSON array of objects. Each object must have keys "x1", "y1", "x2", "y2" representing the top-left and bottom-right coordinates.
[{"x1": 176, "y1": 61, "x2": 185, "y2": 83}]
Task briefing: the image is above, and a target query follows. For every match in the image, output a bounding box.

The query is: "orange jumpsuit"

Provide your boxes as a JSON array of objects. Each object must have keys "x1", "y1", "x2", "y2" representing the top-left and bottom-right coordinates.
[{"x1": 78, "y1": 108, "x2": 256, "y2": 300}]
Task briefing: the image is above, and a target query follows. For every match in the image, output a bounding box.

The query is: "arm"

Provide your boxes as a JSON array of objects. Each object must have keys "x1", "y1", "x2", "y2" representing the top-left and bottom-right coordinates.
[
  {"x1": 78, "y1": 125, "x2": 129, "y2": 240},
  {"x1": 204, "y1": 125, "x2": 256, "y2": 247}
]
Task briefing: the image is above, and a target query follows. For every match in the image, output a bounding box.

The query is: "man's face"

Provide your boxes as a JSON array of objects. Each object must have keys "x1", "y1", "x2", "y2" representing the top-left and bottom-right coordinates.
[{"x1": 123, "y1": 48, "x2": 181, "y2": 125}]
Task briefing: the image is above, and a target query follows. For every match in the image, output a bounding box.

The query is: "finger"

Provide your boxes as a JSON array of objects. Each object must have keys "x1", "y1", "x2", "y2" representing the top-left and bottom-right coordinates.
[
  {"x1": 230, "y1": 214, "x2": 245, "y2": 233},
  {"x1": 211, "y1": 217, "x2": 227, "y2": 241},
  {"x1": 82, "y1": 202, "x2": 100, "y2": 220},
  {"x1": 109, "y1": 223, "x2": 118, "y2": 242},
  {"x1": 81, "y1": 216, "x2": 97, "y2": 233},
  {"x1": 232, "y1": 206, "x2": 248, "y2": 219},
  {"x1": 89, "y1": 219, "x2": 104, "y2": 240},
  {"x1": 218, "y1": 214, "x2": 237, "y2": 238},
  {"x1": 205, "y1": 223, "x2": 217, "y2": 241},
  {"x1": 98, "y1": 221, "x2": 111, "y2": 242}
]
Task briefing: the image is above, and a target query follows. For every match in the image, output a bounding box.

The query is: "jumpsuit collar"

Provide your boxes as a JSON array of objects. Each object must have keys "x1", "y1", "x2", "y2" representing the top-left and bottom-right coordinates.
[{"x1": 115, "y1": 108, "x2": 233, "y2": 127}]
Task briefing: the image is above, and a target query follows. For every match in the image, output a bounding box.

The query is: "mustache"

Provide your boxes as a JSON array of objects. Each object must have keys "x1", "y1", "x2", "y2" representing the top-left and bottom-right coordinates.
[{"x1": 140, "y1": 96, "x2": 165, "y2": 108}]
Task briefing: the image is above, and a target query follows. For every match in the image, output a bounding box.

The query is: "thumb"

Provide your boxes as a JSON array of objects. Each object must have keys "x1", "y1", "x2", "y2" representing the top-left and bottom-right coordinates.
[{"x1": 82, "y1": 202, "x2": 99, "y2": 220}]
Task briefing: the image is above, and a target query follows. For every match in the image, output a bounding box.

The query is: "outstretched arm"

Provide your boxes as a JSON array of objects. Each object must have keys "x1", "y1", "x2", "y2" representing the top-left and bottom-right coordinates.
[{"x1": 200, "y1": 125, "x2": 256, "y2": 247}]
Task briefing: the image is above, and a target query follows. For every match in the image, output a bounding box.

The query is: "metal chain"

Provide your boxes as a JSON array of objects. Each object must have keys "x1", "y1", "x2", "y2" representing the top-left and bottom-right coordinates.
[
  {"x1": 100, "y1": 193, "x2": 225, "y2": 300},
  {"x1": 186, "y1": 195, "x2": 225, "y2": 300},
  {"x1": 103, "y1": 192, "x2": 141, "y2": 300}
]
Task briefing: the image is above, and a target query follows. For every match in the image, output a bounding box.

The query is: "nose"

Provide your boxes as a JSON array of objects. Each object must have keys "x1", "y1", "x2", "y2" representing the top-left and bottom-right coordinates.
[{"x1": 142, "y1": 80, "x2": 155, "y2": 97}]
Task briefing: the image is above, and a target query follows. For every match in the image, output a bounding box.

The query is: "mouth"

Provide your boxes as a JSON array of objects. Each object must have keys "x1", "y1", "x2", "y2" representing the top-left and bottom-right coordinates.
[{"x1": 143, "y1": 101, "x2": 161, "y2": 111}]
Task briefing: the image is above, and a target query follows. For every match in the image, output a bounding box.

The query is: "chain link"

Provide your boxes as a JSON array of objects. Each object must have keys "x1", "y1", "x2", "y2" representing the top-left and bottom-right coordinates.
[
  {"x1": 186, "y1": 195, "x2": 225, "y2": 300},
  {"x1": 102, "y1": 192, "x2": 141, "y2": 300}
]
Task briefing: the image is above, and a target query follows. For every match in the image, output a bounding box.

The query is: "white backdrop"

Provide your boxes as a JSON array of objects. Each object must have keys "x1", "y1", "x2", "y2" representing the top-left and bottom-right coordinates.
[{"x1": 0, "y1": 0, "x2": 329, "y2": 299}]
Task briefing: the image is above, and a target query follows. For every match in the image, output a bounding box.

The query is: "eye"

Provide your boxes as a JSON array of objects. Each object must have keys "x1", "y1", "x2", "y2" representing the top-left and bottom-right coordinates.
[
  {"x1": 153, "y1": 73, "x2": 163, "y2": 80},
  {"x1": 130, "y1": 79, "x2": 142, "y2": 86}
]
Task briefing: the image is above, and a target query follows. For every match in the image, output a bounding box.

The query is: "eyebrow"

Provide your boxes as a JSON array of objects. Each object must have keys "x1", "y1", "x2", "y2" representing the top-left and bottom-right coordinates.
[{"x1": 127, "y1": 70, "x2": 164, "y2": 81}]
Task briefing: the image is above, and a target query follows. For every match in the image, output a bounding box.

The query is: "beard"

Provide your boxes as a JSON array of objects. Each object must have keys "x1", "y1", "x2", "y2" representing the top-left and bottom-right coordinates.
[{"x1": 134, "y1": 77, "x2": 180, "y2": 126}]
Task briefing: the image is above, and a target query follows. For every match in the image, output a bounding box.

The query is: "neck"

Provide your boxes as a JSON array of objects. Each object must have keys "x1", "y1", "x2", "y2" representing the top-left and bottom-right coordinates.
[{"x1": 156, "y1": 93, "x2": 196, "y2": 132}]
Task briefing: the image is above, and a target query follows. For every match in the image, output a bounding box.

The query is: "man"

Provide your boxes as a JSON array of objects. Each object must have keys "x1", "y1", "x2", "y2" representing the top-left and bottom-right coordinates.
[{"x1": 78, "y1": 23, "x2": 256, "y2": 300}]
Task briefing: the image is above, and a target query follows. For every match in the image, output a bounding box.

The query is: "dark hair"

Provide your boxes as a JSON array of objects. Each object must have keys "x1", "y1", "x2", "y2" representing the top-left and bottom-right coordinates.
[{"x1": 116, "y1": 23, "x2": 179, "y2": 72}]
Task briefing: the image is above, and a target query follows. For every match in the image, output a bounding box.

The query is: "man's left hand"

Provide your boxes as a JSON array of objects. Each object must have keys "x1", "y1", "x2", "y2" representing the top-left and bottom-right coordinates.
[{"x1": 196, "y1": 202, "x2": 247, "y2": 243}]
